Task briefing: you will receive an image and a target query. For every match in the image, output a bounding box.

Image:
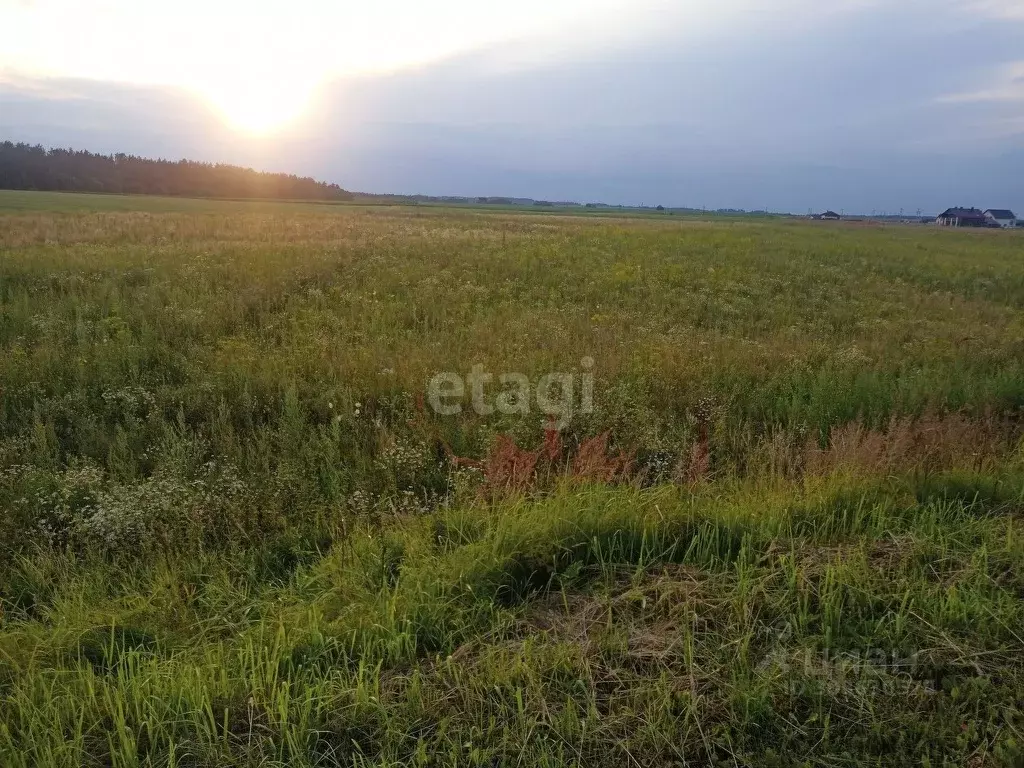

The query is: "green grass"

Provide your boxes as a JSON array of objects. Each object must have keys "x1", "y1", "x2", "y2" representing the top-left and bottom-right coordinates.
[{"x1": 1, "y1": 190, "x2": 1023, "y2": 765}]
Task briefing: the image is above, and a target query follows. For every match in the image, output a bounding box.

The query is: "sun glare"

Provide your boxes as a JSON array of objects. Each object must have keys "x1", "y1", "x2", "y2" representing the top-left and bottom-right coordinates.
[{"x1": 201, "y1": 75, "x2": 318, "y2": 136}]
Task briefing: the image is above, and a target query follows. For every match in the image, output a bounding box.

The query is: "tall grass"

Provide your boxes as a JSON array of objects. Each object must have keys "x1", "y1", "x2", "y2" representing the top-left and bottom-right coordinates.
[{"x1": 1, "y1": 194, "x2": 1023, "y2": 765}]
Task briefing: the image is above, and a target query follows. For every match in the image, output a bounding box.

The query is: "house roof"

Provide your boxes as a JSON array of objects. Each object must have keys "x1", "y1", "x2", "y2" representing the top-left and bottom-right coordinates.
[
  {"x1": 820, "y1": 211, "x2": 840, "y2": 217},
  {"x1": 985, "y1": 209, "x2": 1016, "y2": 219},
  {"x1": 938, "y1": 207, "x2": 985, "y2": 218}
]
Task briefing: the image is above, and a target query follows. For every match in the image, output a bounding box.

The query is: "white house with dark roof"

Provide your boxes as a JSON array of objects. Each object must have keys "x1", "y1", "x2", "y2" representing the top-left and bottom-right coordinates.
[{"x1": 984, "y1": 209, "x2": 1017, "y2": 228}]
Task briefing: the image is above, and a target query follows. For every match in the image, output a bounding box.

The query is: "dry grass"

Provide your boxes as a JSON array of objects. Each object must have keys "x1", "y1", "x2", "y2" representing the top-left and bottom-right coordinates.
[
  {"x1": 804, "y1": 409, "x2": 1020, "y2": 476},
  {"x1": 445, "y1": 429, "x2": 636, "y2": 498}
]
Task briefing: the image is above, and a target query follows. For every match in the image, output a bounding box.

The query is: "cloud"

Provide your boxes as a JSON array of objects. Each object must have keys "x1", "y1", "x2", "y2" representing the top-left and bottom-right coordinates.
[
  {"x1": 937, "y1": 60, "x2": 1024, "y2": 103},
  {"x1": 969, "y1": 0, "x2": 1024, "y2": 19},
  {"x1": 0, "y1": 0, "x2": 1022, "y2": 214}
]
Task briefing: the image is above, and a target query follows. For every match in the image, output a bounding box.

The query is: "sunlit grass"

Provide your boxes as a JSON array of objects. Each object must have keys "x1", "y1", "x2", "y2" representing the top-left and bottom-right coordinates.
[{"x1": 1, "y1": 192, "x2": 1023, "y2": 765}]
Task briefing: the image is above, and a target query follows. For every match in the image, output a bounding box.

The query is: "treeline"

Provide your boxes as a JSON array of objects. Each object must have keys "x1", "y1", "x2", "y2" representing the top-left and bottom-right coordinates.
[{"x1": 0, "y1": 142, "x2": 353, "y2": 201}]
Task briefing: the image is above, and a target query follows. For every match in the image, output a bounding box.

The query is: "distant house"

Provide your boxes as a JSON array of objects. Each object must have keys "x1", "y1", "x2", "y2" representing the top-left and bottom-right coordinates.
[
  {"x1": 818, "y1": 211, "x2": 841, "y2": 220},
  {"x1": 984, "y1": 209, "x2": 1017, "y2": 228},
  {"x1": 936, "y1": 207, "x2": 988, "y2": 227}
]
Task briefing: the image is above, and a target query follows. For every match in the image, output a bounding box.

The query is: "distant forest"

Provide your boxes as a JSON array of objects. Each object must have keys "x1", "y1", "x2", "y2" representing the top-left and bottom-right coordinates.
[{"x1": 0, "y1": 142, "x2": 353, "y2": 201}]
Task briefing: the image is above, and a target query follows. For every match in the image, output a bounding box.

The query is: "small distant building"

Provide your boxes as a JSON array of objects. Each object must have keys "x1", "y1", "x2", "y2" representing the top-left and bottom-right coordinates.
[
  {"x1": 984, "y1": 209, "x2": 1017, "y2": 228},
  {"x1": 936, "y1": 207, "x2": 988, "y2": 227},
  {"x1": 814, "y1": 210, "x2": 841, "y2": 220}
]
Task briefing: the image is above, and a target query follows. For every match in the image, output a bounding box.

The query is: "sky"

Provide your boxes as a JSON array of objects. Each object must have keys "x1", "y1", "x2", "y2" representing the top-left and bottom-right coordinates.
[{"x1": 1, "y1": 0, "x2": 1022, "y2": 213}]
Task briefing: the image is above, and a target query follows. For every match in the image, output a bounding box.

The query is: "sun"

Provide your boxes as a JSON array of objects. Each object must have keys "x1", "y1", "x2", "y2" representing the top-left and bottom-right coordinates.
[{"x1": 201, "y1": 74, "x2": 318, "y2": 136}]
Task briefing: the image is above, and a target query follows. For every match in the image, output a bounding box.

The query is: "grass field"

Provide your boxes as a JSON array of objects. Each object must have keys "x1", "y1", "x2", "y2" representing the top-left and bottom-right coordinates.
[{"x1": 1, "y1": 190, "x2": 1023, "y2": 766}]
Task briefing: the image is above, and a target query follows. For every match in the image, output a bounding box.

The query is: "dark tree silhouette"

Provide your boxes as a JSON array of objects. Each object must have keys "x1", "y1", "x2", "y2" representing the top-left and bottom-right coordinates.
[{"x1": 0, "y1": 142, "x2": 353, "y2": 202}]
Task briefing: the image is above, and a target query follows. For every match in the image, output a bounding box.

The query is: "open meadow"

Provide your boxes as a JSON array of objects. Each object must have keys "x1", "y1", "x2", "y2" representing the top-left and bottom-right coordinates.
[{"x1": 1, "y1": 189, "x2": 1023, "y2": 766}]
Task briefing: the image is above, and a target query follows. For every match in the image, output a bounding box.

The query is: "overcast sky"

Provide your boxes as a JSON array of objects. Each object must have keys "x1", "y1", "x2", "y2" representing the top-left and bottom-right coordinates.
[{"x1": 1, "y1": 0, "x2": 1022, "y2": 213}]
